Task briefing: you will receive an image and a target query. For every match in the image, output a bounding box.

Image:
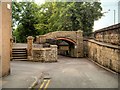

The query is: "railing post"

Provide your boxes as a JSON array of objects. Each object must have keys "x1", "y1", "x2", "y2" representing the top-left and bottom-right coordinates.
[{"x1": 27, "y1": 36, "x2": 34, "y2": 60}]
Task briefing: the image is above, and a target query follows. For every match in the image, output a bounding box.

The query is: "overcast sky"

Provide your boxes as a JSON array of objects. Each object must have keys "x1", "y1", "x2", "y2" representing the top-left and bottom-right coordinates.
[{"x1": 94, "y1": 0, "x2": 119, "y2": 31}]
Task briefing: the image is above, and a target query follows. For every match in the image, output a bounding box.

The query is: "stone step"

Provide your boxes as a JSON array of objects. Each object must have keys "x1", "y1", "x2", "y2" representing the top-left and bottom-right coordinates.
[
  {"x1": 12, "y1": 59, "x2": 28, "y2": 61},
  {"x1": 12, "y1": 49, "x2": 27, "y2": 52},
  {"x1": 12, "y1": 50, "x2": 26, "y2": 52},
  {"x1": 12, "y1": 56, "x2": 27, "y2": 59},
  {"x1": 12, "y1": 51, "x2": 27, "y2": 54},
  {"x1": 12, "y1": 47, "x2": 27, "y2": 61},
  {"x1": 12, "y1": 48, "x2": 26, "y2": 50},
  {"x1": 12, "y1": 54, "x2": 27, "y2": 57},
  {"x1": 12, "y1": 47, "x2": 26, "y2": 49}
]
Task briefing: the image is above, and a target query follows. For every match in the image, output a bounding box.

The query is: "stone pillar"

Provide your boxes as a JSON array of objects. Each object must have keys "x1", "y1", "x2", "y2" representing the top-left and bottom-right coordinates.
[
  {"x1": 44, "y1": 48, "x2": 51, "y2": 62},
  {"x1": 39, "y1": 35, "x2": 46, "y2": 44},
  {"x1": 36, "y1": 36, "x2": 39, "y2": 44},
  {"x1": 27, "y1": 36, "x2": 34, "y2": 60},
  {"x1": 10, "y1": 37, "x2": 13, "y2": 60},
  {"x1": 74, "y1": 30, "x2": 83, "y2": 57},
  {"x1": 50, "y1": 45, "x2": 58, "y2": 62}
]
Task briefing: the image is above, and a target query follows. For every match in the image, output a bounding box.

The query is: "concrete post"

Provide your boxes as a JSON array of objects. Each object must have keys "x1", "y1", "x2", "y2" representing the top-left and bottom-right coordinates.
[
  {"x1": 27, "y1": 36, "x2": 34, "y2": 60},
  {"x1": 50, "y1": 45, "x2": 58, "y2": 62}
]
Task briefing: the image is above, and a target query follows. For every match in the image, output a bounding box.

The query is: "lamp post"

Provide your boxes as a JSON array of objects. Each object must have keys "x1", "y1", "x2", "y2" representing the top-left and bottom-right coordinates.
[
  {"x1": 103, "y1": 9, "x2": 110, "y2": 14},
  {"x1": 103, "y1": 9, "x2": 116, "y2": 25}
]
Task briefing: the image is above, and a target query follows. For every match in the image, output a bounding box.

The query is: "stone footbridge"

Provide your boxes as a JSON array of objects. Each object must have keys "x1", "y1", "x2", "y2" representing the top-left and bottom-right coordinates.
[
  {"x1": 11, "y1": 24, "x2": 120, "y2": 74},
  {"x1": 35, "y1": 30, "x2": 83, "y2": 58}
]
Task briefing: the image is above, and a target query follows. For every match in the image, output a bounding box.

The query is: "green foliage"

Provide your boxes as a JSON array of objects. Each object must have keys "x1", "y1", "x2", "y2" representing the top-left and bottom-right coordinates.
[
  {"x1": 35, "y1": 1, "x2": 103, "y2": 36},
  {"x1": 12, "y1": 1, "x2": 103, "y2": 42},
  {"x1": 12, "y1": 2, "x2": 40, "y2": 42}
]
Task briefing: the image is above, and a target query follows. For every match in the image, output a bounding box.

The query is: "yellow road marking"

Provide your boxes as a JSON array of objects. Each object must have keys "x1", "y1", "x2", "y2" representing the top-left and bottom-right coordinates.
[
  {"x1": 44, "y1": 80, "x2": 51, "y2": 90},
  {"x1": 38, "y1": 79, "x2": 51, "y2": 90},
  {"x1": 39, "y1": 80, "x2": 47, "y2": 90}
]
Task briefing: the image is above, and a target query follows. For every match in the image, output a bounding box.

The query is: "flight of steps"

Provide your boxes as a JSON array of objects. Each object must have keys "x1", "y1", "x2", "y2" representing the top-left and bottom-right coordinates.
[{"x1": 12, "y1": 48, "x2": 28, "y2": 61}]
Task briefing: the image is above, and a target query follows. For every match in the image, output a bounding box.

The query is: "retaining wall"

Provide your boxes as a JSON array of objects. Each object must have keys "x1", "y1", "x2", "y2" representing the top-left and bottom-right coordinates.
[
  {"x1": 87, "y1": 40, "x2": 120, "y2": 73},
  {"x1": 32, "y1": 45, "x2": 57, "y2": 62},
  {"x1": 86, "y1": 24, "x2": 120, "y2": 73}
]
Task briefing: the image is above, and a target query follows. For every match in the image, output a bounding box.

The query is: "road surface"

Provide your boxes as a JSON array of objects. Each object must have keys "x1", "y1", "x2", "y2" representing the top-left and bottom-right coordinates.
[{"x1": 2, "y1": 56, "x2": 118, "y2": 88}]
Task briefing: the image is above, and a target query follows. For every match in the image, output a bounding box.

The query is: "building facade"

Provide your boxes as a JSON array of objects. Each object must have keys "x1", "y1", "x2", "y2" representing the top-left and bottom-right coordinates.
[{"x1": 0, "y1": 1, "x2": 12, "y2": 77}]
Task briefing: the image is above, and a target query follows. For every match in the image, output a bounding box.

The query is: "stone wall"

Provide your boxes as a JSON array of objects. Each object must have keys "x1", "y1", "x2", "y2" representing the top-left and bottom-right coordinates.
[
  {"x1": 87, "y1": 40, "x2": 120, "y2": 73},
  {"x1": 50, "y1": 45, "x2": 58, "y2": 61},
  {"x1": 27, "y1": 36, "x2": 57, "y2": 62},
  {"x1": 32, "y1": 45, "x2": 57, "y2": 62},
  {"x1": 86, "y1": 24, "x2": 120, "y2": 73},
  {"x1": 94, "y1": 23, "x2": 120, "y2": 45},
  {"x1": 0, "y1": 1, "x2": 12, "y2": 77}
]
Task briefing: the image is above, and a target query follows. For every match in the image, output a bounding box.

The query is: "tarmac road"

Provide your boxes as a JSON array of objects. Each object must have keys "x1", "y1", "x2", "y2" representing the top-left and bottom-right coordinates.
[
  {"x1": 34, "y1": 56, "x2": 118, "y2": 89},
  {"x1": 2, "y1": 56, "x2": 118, "y2": 88}
]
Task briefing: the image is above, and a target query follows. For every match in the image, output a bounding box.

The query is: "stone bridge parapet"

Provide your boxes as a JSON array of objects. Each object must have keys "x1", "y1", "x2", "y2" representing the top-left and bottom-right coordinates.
[
  {"x1": 35, "y1": 30, "x2": 83, "y2": 58},
  {"x1": 85, "y1": 23, "x2": 120, "y2": 73},
  {"x1": 93, "y1": 23, "x2": 120, "y2": 45}
]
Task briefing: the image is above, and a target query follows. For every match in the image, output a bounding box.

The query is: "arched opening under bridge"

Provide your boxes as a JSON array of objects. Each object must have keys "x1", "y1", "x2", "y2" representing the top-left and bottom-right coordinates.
[{"x1": 56, "y1": 38, "x2": 76, "y2": 57}]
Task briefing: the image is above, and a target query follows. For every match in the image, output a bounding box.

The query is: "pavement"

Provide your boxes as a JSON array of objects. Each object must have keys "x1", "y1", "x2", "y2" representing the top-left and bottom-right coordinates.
[{"x1": 1, "y1": 56, "x2": 119, "y2": 89}]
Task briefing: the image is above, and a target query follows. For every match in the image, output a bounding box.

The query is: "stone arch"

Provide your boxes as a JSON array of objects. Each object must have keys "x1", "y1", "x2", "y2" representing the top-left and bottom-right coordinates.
[
  {"x1": 55, "y1": 38, "x2": 76, "y2": 57},
  {"x1": 35, "y1": 30, "x2": 83, "y2": 57},
  {"x1": 56, "y1": 37, "x2": 76, "y2": 45}
]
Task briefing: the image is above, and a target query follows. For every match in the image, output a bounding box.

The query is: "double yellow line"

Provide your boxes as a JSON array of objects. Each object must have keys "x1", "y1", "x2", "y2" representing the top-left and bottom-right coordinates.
[{"x1": 39, "y1": 79, "x2": 51, "y2": 90}]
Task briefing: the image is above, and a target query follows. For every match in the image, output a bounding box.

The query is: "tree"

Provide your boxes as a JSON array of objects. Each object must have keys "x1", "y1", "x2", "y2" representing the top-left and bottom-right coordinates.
[
  {"x1": 12, "y1": 2, "x2": 40, "y2": 42},
  {"x1": 35, "y1": 1, "x2": 103, "y2": 36},
  {"x1": 12, "y1": 1, "x2": 103, "y2": 42}
]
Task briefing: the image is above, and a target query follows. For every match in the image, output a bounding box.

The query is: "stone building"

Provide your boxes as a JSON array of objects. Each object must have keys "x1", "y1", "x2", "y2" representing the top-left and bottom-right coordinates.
[{"x1": 0, "y1": 1, "x2": 12, "y2": 77}]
